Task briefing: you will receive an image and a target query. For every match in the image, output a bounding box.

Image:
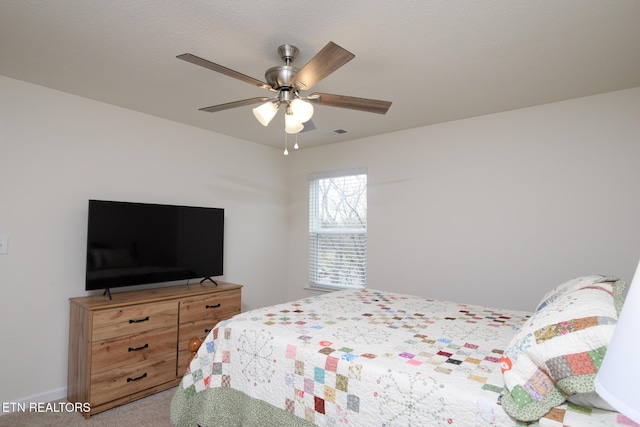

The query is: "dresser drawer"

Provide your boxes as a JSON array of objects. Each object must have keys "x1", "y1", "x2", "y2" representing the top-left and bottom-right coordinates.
[
  {"x1": 90, "y1": 356, "x2": 177, "y2": 407},
  {"x1": 177, "y1": 318, "x2": 218, "y2": 374},
  {"x1": 91, "y1": 326, "x2": 177, "y2": 374},
  {"x1": 92, "y1": 300, "x2": 178, "y2": 341},
  {"x1": 179, "y1": 318, "x2": 218, "y2": 344},
  {"x1": 179, "y1": 289, "x2": 241, "y2": 324}
]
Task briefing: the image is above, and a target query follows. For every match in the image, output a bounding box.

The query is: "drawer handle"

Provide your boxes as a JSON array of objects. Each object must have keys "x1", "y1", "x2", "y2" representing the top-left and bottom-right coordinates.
[
  {"x1": 126, "y1": 372, "x2": 147, "y2": 382},
  {"x1": 206, "y1": 304, "x2": 221, "y2": 309},
  {"x1": 128, "y1": 343, "x2": 149, "y2": 352},
  {"x1": 129, "y1": 316, "x2": 150, "y2": 324}
]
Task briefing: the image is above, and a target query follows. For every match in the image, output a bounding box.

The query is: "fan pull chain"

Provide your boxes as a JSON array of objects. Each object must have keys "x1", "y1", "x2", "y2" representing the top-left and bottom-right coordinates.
[
  {"x1": 284, "y1": 132, "x2": 289, "y2": 155},
  {"x1": 294, "y1": 133, "x2": 299, "y2": 150}
]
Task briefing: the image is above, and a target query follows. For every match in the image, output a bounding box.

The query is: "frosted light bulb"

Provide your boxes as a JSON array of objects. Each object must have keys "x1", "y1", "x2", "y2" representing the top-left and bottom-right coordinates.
[
  {"x1": 290, "y1": 99, "x2": 314, "y2": 123},
  {"x1": 285, "y1": 112, "x2": 303, "y2": 134}
]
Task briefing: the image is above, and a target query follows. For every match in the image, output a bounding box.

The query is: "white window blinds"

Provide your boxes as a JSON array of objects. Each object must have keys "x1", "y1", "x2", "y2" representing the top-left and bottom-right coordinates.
[{"x1": 309, "y1": 172, "x2": 367, "y2": 289}]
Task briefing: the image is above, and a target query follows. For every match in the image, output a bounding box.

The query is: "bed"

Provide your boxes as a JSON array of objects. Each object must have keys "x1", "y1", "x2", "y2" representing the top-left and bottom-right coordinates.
[{"x1": 170, "y1": 277, "x2": 635, "y2": 426}]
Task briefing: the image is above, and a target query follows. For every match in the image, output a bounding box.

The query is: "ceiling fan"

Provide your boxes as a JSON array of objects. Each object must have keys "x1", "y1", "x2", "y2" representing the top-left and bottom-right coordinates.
[{"x1": 177, "y1": 42, "x2": 392, "y2": 152}]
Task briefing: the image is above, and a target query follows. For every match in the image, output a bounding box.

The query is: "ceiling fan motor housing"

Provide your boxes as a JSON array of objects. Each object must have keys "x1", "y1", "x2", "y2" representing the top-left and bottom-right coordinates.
[
  {"x1": 265, "y1": 65, "x2": 299, "y2": 90},
  {"x1": 265, "y1": 44, "x2": 302, "y2": 90}
]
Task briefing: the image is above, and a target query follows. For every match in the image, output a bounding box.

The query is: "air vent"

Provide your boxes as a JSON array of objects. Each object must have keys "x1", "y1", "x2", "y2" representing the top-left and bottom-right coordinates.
[{"x1": 323, "y1": 129, "x2": 348, "y2": 136}]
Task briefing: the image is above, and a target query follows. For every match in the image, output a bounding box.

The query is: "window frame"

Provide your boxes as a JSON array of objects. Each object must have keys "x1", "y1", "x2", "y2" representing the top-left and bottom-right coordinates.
[{"x1": 308, "y1": 169, "x2": 368, "y2": 290}]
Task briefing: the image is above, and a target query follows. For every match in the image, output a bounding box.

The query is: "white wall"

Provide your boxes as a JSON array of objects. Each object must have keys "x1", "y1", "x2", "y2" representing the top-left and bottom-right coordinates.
[
  {"x1": 0, "y1": 76, "x2": 288, "y2": 404},
  {"x1": 286, "y1": 88, "x2": 640, "y2": 310}
]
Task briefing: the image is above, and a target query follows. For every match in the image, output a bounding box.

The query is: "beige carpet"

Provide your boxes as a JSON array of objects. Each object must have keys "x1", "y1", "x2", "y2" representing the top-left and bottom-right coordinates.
[{"x1": 0, "y1": 387, "x2": 175, "y2": 427}]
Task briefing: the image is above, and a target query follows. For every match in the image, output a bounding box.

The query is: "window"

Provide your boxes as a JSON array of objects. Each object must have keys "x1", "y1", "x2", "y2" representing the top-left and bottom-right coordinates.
[{"x1": 309, "y1": 172, "x2": 367, "y2": 289}]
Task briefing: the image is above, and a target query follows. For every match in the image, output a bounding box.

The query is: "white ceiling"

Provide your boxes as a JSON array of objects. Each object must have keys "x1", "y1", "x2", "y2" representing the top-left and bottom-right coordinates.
[{"x1": 2, "y1": 1, "x2": 639, "y2": 150}]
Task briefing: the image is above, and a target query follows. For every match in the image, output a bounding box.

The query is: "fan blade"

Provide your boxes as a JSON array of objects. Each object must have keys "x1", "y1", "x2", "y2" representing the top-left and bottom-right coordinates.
[
  {"x1": 177, "y1": 53, "x2": 273, "y2": 91},
  {"x1": 309, "y1": 93, "x2": 392, "y2": 114},
  {"x1": 199, "y1": 97, "x2": 270, "y2": 113},
  {"x1": 291, "y1": 42, "x2": 355, "y2": 91}
]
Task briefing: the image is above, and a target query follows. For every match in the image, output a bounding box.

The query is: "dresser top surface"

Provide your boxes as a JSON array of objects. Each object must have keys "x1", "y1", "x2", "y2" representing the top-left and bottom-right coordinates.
[{"x1": 69, "y1": 281, "x2": 242, "y2": 310}]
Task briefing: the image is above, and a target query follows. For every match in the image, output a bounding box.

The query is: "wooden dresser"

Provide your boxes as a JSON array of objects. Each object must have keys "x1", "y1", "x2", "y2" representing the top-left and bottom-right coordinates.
[{"x1": 67, "y1": 281, "x2": 242, "y2": 418}]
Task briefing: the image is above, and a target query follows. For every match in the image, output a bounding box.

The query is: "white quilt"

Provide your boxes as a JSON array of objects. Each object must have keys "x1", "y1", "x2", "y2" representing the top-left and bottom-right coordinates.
[{"x1": 173, "y1": 289, "x2": 631, "y2": 426}]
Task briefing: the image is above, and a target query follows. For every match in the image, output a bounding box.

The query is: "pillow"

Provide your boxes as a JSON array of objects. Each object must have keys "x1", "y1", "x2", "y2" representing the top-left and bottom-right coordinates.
[
  {"x1": 534, "y1": 276, "x2": 600, "y2": 311},
  {"x1": 536, "y1": 275, "x2": 627, "y2": 316},
  {"x1": 500, "y1": 276, "x2": 625, "y2": 421}
]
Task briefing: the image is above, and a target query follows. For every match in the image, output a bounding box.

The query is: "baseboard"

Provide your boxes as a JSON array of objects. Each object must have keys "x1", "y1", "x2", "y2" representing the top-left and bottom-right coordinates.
[{"x1": 1, "y1": 387, "x2": 67, "y2": 415}]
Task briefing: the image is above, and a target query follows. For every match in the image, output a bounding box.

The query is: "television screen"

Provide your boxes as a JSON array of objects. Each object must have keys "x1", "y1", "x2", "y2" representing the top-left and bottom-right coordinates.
[{"x1": 85, "y1": 200, "x2": 224, "y2": 291}]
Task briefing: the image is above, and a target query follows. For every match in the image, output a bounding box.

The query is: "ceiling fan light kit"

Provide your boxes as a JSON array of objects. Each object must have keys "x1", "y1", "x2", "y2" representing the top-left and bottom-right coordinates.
[
  {"x1": 252, "y1": 101, "x2": 278, "y2": 126},
  {"x1": 177, "y1": 41, "x2": 392, "y2": 154},
  {"x1": 290, "y1": 98, "x2": 314, "y2": 123},
  {"x1": 285, "y1": 108, "x2": 304, "y2": 134}
]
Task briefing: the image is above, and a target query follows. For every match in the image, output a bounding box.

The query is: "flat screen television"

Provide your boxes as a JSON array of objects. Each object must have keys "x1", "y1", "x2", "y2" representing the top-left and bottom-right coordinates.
[{"x1": 85, "y1": 200, "x2": 224, "y2": 296}]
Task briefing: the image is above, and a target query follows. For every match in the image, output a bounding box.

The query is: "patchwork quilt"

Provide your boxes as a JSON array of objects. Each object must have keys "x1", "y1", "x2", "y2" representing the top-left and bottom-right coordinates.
[{"x1": 170, "y1": 289, "x2": 632, "y2": 427}]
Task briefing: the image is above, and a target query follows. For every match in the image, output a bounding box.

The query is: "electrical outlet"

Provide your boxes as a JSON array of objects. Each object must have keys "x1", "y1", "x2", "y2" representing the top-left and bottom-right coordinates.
[{"x1": 0, "y1": 235, "x2": 8, "y2": 255}]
